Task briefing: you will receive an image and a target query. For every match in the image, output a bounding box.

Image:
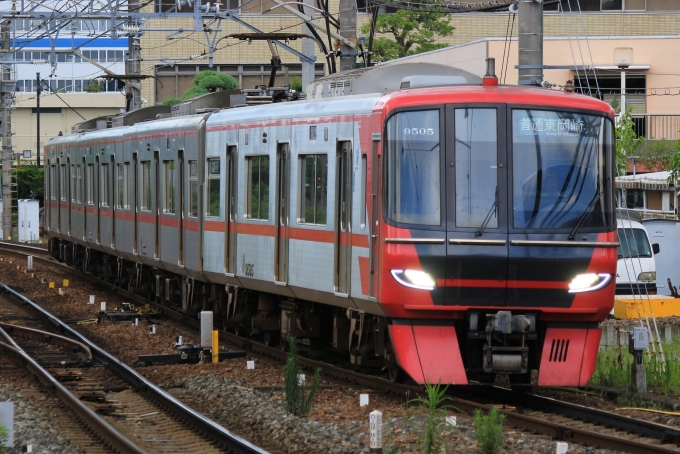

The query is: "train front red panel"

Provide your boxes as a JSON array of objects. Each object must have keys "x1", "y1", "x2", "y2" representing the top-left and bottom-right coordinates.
[
  {"x1": 388, "y1": 324, "x2": 467, "y2": 385},
  {"x1": 537, "y1": 328, "x2": 601, "y2": 386}
]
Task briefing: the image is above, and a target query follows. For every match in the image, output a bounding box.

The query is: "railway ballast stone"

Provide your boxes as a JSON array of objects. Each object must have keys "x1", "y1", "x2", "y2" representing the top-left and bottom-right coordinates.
[{"x1": 0, "y1": 383, "x2": 84, "y2": 453}]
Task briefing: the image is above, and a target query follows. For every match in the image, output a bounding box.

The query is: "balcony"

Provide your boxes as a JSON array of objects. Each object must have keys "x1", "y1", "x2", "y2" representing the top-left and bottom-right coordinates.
[{"x1": 632, "y1": 115, "x2": 680, "y2": 140}]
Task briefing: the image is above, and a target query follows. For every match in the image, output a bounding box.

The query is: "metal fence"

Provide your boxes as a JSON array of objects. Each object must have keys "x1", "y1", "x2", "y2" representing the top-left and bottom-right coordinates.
[{"x1": 632, "y1": 115, "x2": 680, "y2": 140}]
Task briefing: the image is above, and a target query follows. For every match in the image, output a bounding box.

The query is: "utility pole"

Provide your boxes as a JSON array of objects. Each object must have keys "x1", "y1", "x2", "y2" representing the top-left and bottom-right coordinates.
[
  {"x1": 1, "y1": 20, "x2": 14, "y2": 241},
  {"x1": 517, "y1": 0, "x2": 543, "y2": 86},
  {"x1": 125, "y1": 0, "x2": 143, "y2": 113},
  {"x1": 36, "y1": 73, "x2": 41, "y2": 167},
  {"x1": 301, "y1": 0, "x2": 316, "y2": 92},
  {"x1": 338, "y1": 0, "x2": 357, "y2": 72}
]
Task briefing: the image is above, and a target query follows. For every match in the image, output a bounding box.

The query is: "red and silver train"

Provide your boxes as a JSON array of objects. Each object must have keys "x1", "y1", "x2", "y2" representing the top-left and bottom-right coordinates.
[{"x1": 45, "y1": 70, "x2": 617, "y2": 386}]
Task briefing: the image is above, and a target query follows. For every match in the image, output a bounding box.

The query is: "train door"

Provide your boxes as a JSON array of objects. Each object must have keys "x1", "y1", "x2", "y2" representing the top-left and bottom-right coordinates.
[
  {"x1": 133, "y1": 153, "x2": 138, "y2": 254},
  {"x1": 274, "y1": 143, "x2": 290, "y2": 283},
  {"x1": 111, "y1": 156, "x2": 115, "y2": 248},
  {"x1": 225, "y1": 145, "x2": 237, "y2": 275},
  {"x1": 369, "y1": 136, "x2": 381, "y2": 298},
  {"x1": 154, "y1": 151, "x2": 160, "y2": 260},
  {"x1": 335, "y1": 141, "x2": 352, "y2": 295},
  {"x1": 444, "y1": 105, "x2": 508, "y2": 307},
  {"x1": 178, "y1": 149, "x2": 184, "y2": 267}
]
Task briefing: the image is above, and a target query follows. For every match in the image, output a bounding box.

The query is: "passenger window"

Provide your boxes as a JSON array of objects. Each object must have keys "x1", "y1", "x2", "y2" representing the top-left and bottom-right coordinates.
[
  {"x1": 164, "y1": 160, "x2": 176, "y2": 214},
  {"x1": 455, "y1": 108, "x2": 498, "y2": 228},
  {"x1": 50, "y1": 165, "x2": 56, "y2": 200},
  {"x1": 141, "y1": 160, "x2": 151, "y2": 211},
  {"x1": 101, "y1": 163, "x2": 109, "y2": 207},
  {"x1": 245, "y1": 156, "x2": 269, "y2": 220},
  {"x1": 71, "y1": 164, "x2": 76, "y2": 203},
  {"x1": 385, "y1": 110, "x2": 441, "y2": 225},
  {"x1": 86, "y1": 164, "x2": 94, "y2": 205},
  {"x1": 116, "y1": 163, "x2": 124, "y2": 209},
  {"x1": 299, "y1": 154, "x2": 327, "y2": 225},
  {"x1": 76, "y1": 165, "x2": 82, "y2": 204},
  {"x1": 60, "y1": 165, "x2": 66, "y2": 201},
  {"x1": 123, "y1": 163, "x2": 129, "y2": 209},
  {"x1": 207, "y1": 158, "x2": 220, "y2": 217},
  {"x1": 189, "y1": 161, "x2": 198, "y2": 217}
]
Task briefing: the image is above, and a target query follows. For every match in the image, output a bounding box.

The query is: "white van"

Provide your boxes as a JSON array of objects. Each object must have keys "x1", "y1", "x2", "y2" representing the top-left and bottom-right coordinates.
[{"x1": 616, "y1": 216, "x2": 660, "y2": 295}]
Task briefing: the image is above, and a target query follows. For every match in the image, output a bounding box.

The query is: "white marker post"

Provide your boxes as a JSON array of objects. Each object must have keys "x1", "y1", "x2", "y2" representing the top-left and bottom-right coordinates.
[
  {"x1": 297, "y1": 374, "x2": 305, "y2": 385},
  {"x1": 247, "y1": 360, "x2": 255, "y2": 370},
  {"x1": 134, "y1": 318, "x2": 138, "y2": 326},
  {"x1": 27, "y1": 256, "x2": 32, "y2": 270},
  {"x1": 360, "y1": 394, "x2": 369, "y2": 407},
  {"x1": 556, "y1": 442, "x2": 568, "y2": 454},
  {"x1": 150, "y1": 325, "x2": 156, "y2": 334},
  {"x1": 369, "y1": 410, "x2": 382, "y2": 453},
  {"x1": 446, "y1": 416, "x2": 457, "y2": 427},
  {"x1": 100, "y1": 302, "x2": 106, "y2": 312},
  {"x1": 89, "y1": 295, "x2": 94, "y2": 305}
]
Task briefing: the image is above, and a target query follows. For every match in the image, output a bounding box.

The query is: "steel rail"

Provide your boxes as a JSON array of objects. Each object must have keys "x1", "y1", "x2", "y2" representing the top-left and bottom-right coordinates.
[
  {"x1": 2, "y1": 244, "x2": 679, "y2": 453},
  {"x1": 0, "y1": 321, "x2": 93, "y2": 362},
  {"x1": 0, "y1": 327, "x2": 145, "y2": 454},
  {"x1": 0, "y1": 281, "x2": 270, "y2": 454}
]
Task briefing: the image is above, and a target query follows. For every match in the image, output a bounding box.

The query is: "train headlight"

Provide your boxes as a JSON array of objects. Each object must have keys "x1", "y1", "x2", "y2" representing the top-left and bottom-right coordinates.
[
  {"x1": 637, "y1": 272, "x2": 656, "y2": 282},
  {"x1": 568, "y1": 273, "x2": 612, "y2": 293},
  {"x1": 391, "y1": 269, "x2": 436, "y2": 291}
]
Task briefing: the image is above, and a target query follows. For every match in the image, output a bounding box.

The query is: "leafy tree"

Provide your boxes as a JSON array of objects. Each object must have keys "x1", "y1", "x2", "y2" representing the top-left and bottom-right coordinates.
[
  {"x1": 360, "y1": 8, "x2": 454, "y2": 62},
  {"x1": 193, "y1": 70, "x2": 239, "y2": 92},
  {"x1": 615, "y1": 107, "x2": 645, "y2": 176},
  {"x1": 636, "y1": 139, "x2": 680, "y2": 173},
  {"x1": 289, "y1": 75, "x2": 303, "y2": 92},
  {"x1": 16, "y1": 163, "x2": 44, "y2": 202}
]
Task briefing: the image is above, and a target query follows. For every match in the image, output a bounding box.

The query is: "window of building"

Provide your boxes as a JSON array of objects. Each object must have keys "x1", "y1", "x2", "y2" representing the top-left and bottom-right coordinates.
[
  {"x1": 164, "y1": 160, "x2": 176, "y2": 214},
  {"x1": 299, "y1": 154, "x2": 327, "y2": 225},
  {"x1": 101, "y1": 163, "x2": 109, "y2": 207},
  {"x1": 246, "y1": 156, "x2": 270, "y2": 220},
  {"x1": 141, "y1": 161, "x2": 151, "y2": 211},
  {"x1": 626, "y1": 189, "x2": 645, "y2": 209},
  {"x1": 207, "y1": 158, "x2": 221, "y2": 217},
  {"x1": 87, "y1": 164, "x2": 94, "y2": 205},
  {"x1": 189, "y1": 160, "x2": 198, "y2": 217},
  {"x1": 23, "y1": 150, "x2": 31, "y2": 158}
]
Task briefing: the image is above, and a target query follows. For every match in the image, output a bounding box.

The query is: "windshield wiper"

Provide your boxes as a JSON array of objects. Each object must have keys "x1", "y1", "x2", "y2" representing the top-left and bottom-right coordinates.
[
  {"x1": 568, "y1": 192, "x2": 600, "y2": 240},
  {"x1": 476, "y1": 187, "x2": 498, "y2": 238}
]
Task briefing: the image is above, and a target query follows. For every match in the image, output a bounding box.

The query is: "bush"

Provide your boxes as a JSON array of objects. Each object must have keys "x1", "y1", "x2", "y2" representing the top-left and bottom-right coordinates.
[
  {"x1": 162, "y1": 97, "x2": 182, "y2": 106},
  {"x1": 0, "y1": 423, "x2": 7, "y2": 454},
  {"x1": 284, "y1": 336, "x2": 321, "y2": 416},
  {"x1": 474, "y1": 407, "x2": 505, "y2": 454},
  {"x1": 181, "y1": 86, "x2": 210, "y2": 100},
  {"x1": 194, "y1": 70, "x2": 240, "y2": 92},
  {"x1": 289, "y1": 75, "x2": 303, "y2": 92}
]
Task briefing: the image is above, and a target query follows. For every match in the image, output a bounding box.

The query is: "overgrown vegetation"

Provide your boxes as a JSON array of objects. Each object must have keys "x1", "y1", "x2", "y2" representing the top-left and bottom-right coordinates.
[
  {"x1": 15, "y1": 162, "x2": 44, "y2": 202},
  {"x1": 616, "y1": 393, "x2": 668, "y2": 410},
  {"x1": 289, "y1": 75, "x2": 303, "y2": 92},
  {"x1": 360, "y1": 7, "x2": 454, "y2": 62},
  {"x1": 635, "y1": 138, "x2": 680, "y2": 173},
  {"x1": 163, "y1": 71, "x2": 240, "y2": 105},
  {"x1": 590, "y1": 337, "x2": 680, "y2": 395},
  {"x1": 408, "y1": 382, "x2": 456, "y2": 453},
  {"x1": 615, "y1": 106, "x2": 645, "y2": 176},
  {"x1": 283, "y1": 336, "x2": 321, "y2": 417},
  {"x1": 473, "y1": 407, "x2": 505, "y2": 454},
  {"x1": 0, "y1": 423, "x2": 8, "y2": 454}
]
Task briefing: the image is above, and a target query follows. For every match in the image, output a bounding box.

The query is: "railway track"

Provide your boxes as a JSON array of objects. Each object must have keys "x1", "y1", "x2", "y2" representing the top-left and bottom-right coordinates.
[
  {"x1": 1, "y1": 242, "x2": 680, "y2": 453},
  {"x1": 0, "y1": 278, "x2": 269, "y2": 454}
]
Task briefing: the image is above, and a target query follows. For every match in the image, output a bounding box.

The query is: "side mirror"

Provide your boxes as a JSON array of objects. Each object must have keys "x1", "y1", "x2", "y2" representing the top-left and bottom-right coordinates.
[{"x1": 653, "y1": 243, "x2": 660, "y2": 255}]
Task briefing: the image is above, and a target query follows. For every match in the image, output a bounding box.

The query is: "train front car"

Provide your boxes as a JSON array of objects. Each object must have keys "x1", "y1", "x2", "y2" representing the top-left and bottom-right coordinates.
[{"x1": 378, "y1": 85, "x2": 617, "y2": 386}]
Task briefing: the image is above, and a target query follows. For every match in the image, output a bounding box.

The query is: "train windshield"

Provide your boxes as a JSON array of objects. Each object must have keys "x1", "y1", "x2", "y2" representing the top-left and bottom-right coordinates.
[{"x1": 512, "y1": 110, "x2": 613, "y2": 230}]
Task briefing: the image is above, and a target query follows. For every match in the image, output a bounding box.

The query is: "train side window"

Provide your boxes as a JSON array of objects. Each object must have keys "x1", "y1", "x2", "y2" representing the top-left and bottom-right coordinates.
[
  {"x1": 116, "y1": 163, "x2": 123, "y2": 208},
  {"x1": 189, "y1": 160, "x2": 198, "y2": 217},
  {"x1": 207, "y1": 158, "x2": 221, "y2": 217},
  {"x1": 71, "y1": 164, "x2": 76, "y2": 203},
  {"x1": 163, "y1": 160, "x2": 176, "y2": 214},
  {"x1": 141, "y1": 160, "x2": 151, "y2": 211},
  {"x1": 245, "y1": 155, "x2": 270, "y2": 220},
  {"x1": 101, "y1": 163, "x2": 109, "y2": 207},
  {"x1": 60, "y1": 164, "x2": 66, "y2": 201},
  {"x1": 360, "y1": 155, "x2": 367, "y2": 230},
  {"x1": 76, "y1": 165, "x2": 82, "y2": 204},
  {"x1": 123, "y1": 163, "x2": 130, "y2": 209},
  {"x1": 87, "y1": 164, "x2": 94, "y2": 205},
  {"x1": 299, "y1": 154, "x2": 327, "y2": 225},
  {"x1": 50, "y1": 165, "x2": 57, "y2": 200}
]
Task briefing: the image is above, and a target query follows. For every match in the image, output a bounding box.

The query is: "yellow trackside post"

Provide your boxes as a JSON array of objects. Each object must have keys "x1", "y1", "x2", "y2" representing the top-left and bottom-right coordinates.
[{"x1": 212, "y1": 330, "x2": 219, "y2": 363}]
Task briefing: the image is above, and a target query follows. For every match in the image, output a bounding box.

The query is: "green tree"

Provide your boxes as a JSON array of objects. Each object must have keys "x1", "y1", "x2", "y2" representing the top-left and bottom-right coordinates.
[
  {"x1": 636, "y1": 138, "x2": 680, "y2": 173},
  {"x1": 193, "y1": 70, "x2": 239, "y2": 92},
  {"x1": 16, "y1": 163, "x2": 44, "y2": 202},
  {"x1": 615, "y1": 107, "x2": 645, "y2": 176},
  {"x1": 360, "y1": 8, "x2": 454, "y2": 62}
]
